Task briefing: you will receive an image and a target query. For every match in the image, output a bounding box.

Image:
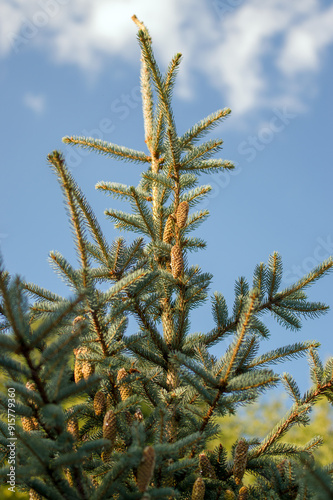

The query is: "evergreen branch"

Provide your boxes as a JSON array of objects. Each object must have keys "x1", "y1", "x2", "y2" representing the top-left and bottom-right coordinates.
[
  {"x1": 130, "y1": 186, "x2": 155, "y2": 237},
  {"x1": 247, "y1": 341, "x2": 319, "y2": 369},
  {"x1": 221, "y1": 290, "x2": 259, "y2": 384},
  {"x1": 96, "y1": 181, "x2": 137, "y2": 200},
  {"x1": 23, "y1": 282, "x2": 63, "y2": 303},
  {"x1": 174, "y1": 352, "x2": 219, "y2": 388},
  {"x1": 276, "y1": 257, "x2": 333, "y2": 300},
  {"x1": 181, "y1": 158, "x2": 235, "y2": 172},
  {"x1": 48, "y1": 151, "x2": 89, "y2": 285},
  {"x1": 253, "y1": 262, "x2": 267, "y2": 300},
  {"x1": 136, "y1": 29, "x2": 179, "y2": 144},
  {"x1": 105, "y1": 208, "x2": 149, "y2": 235},
  {"x1": 180, "y1": 138, "x2": 224, "y2": 166},
  {"x1": 250, "y1": 403, "x2": 312, "y2": 459},
  {"x1": 131, "y1": 296, "x2": 168, "y2": 355},
  {"x1": 184, "y1": 209, "x2": 210, "y2": 232},
  {"x1": 141, "y1": 170, "x2": 174, "y2": 189},
  {"x1": 30, "y1": 295, "x2": 84, "y2": 350},
  {"x1": 266, "y1": 252, "x2": 283, "y2": 298},
  {"x1": 308, "y1": 347, "x2": 324, "y2": 387},
  {"x1": 63, "y1": 136, "x2": 151, "y2": 163},
  {"x1": 180, "y1": 185, "x2": 212, "y2": 205},
  {"x1": 179, "y1": 107, "x2": 231, "y2": 147},
  {"x1": 49, "y1": 251, "x2": 80, "y2": 289},
  {"x1": 152, "y1": 53, "x2": 182, "y2": 154},
  {"x1": 226, "y1": 370, "x2": 279, "y2": 393}
]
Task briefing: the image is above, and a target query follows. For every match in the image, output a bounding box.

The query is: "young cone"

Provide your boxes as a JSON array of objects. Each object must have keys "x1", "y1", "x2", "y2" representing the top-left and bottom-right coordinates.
[
  {"x1": 134, "y1": 408, "x2": 144, "y2": 422},
  {"x1": 163, "y1": 215, "x2": 175, "y2": 243},
  {"x1": 233, "y1": 439, "x2": 249, "y2": 485},
  {"x1": 74, "y1": 359, "x2": 84, "y2": 383},
  {"x1": 103, "y1": 410, "x2": 117, "y2": 445},
  {"x1": 65, "y1": 468, "x2": 74, "y2": 487},
  {"x1": 29, "y1": 490, "x2": 43, "y2": 500},
  {"x1": 94, "y1": 390, "x2": 106, "y2": 416},
  {"x1": 137, "y1": 446, "x2": 156, "y2": 493},
  {"x1": 199, "y1": 452, "x2": 216, "y2": 479},
  {"x1": 191, "y1": 477, "x2": 205, "y2": 500},
  {"x1": 117, "y1": 367, "x2": 132, "y2": 401},
  {"x1": 21, "y1": 416, "x2": 39, "y2": 432},
  {"x1": 171, "y1": 244, "x2": 183, "y2": 279},
  {"x1": 67, "y1": 416, "x2": 79, "y2": 441},
  {"x1": 82, "y1": 359, "x2": 95, "y2": 379},
  {"x1": 238, "y1": 486, "x2": 249, "y2": 500},
  {"x1": 176, "y1": 201, "x2": 189, "y2": 228}
]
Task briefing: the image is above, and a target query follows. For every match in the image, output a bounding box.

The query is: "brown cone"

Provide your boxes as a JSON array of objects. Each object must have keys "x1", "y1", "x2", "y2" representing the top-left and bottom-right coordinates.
[
  {"x1": 199, "y1": 453, "x2": 216, "y2": 479},
  {"x1": 29, "y1": 490, "x2": 43, "y2": 500},
  {"x1": 74, "y1": 360, "x2": 83, "y2": 383},
  {"x1": 191, "y1": 477, "x2": 205, "y2": 500},
  {"x1": 134, "y1": 408, "x2": 144, "y2": 422},
  {"x1": 238, "y1": 486, "x2": 248, "y2": 500},
  {"x1": 137, "y1": 446, "x2": 156, "y2": 493},
  {"x1": 163, "y1": 215, "x2": 175, "y2": 243},
  {"x1": 103, "y1": 410, "x2": 117, "y2": 445},
  {"x1": 21, "y1": 416, "x2": 39, "y2": 432},
  {"x1": 65, "y1": 467, "x2": 74, "y2": 487},
  {"x1": 94, "y1": 391, "x2": 106, "y2": 416},
  {"x1": 176, "y1": 201, "x2": 189, "y2": 228},
  {"x1": 82, "y1": 360, "x2": 95, "y2": 380},
  {"x1": 67, "y1": 416, "x2": 79, "y2": 441},
  {"x1": 117, "y1": 368, "x2": 132, "y2": 401},
  {"x1": 171, "y1": 244, "x2": 183, "y2": 279},
  {"x1": 233, "y1": 439, "x2": 249, "y2": 485},
  {"x1": 101, "y1": 450, "x2": 112, "y2": 463}
]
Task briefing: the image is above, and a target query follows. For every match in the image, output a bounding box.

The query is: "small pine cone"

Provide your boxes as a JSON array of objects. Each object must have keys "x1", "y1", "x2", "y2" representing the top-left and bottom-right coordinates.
[
  {"x1": 117, "y1": 368, "x2": 131, "y2": 401},
  {"x1": 176, "y1": 201, "x2": 189, "y2": 228},
  {"x1": 73, "y1": 316, "x2": 84, "y2": 327},
  {"x1": 224, "y1": 491, "x2": 236, "y2": 500},
  {"x1": 74, "y1": 360, "x2": 84, "y2": 383},
  {"x1": 101, "y1": 450, "x2": 111, "y2": 463},
  {"x1": 170, "y1": 244, "x2": 183, "y2": 279},
  {"x1": 163, "y1": 215, "x2": 175, "y2": 243},
  {"x1": 137, "y1": 446, "x2": 156, "y2": 493},
  {"x1": 94, "y1": 391, "x2": 106, "y2": 416},
  {"x1": 82, "y1": 360, "x2": 95, "y2": 380},
  {"x1": 199, "y1": 453, "x2": 216, "y2": 479},
  {"x1": 67, "y1": 417, "x2": 79, "y2": 440},
  {"x1": 26, "y1": 381, "x2": 36, "y2": 391},
  {"x1": 65, "y1": 467, "x2": 74, "y2": 487},
  {"x1": 103, "y1": 410, "x2": 117, "y2": 446},
  {"x1": 29, "y1": 490, "x2": 43, "y2": 500},
  {"x1": 238, "y1": 486, "x2": 248, "y2": 500},
  {"x1": 191, "y1": 477, "x2": 205, "y2": 500},
  {"x1": 91, "y1": 475, "x2": 99, "y2": 488},
  {"x1": 233, "y1": 439, "x2": 249, "y2": 485},
  {"x1": 134, "y1": 408, "x2": 144, "y2": 422},
  {"x1": 26, "y1": 381, "x2": 37, "y2": 407},
  {"x1": 22, "y1": 416, "x2": 38, "y2": 432}
]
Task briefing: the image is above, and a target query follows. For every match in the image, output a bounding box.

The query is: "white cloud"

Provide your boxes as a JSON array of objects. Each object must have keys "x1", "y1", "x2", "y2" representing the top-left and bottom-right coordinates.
[
  {"x1": 23, "y1": 92, "x2": 46, "y2": 114},
  {"x1": 1, "y1": 0, "x2": 333, "y2": 117}
]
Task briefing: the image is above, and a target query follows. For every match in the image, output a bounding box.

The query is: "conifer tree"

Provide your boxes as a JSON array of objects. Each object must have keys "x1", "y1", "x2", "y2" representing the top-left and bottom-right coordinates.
[{"x1": 1, "y1": 16, "x2": 333, "y2": 500}]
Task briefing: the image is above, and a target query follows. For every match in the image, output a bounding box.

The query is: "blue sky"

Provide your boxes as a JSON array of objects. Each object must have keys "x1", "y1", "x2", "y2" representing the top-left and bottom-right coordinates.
[{"x1": 0, "y1": 0, "x2": 332, "y2": 396}]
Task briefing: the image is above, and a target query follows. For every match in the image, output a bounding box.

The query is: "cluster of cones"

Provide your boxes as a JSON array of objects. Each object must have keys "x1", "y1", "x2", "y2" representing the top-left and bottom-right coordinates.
[{"x1": 163, "y1": 201, "x2": 189, "y2": 279}]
